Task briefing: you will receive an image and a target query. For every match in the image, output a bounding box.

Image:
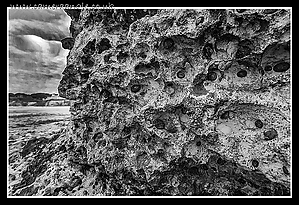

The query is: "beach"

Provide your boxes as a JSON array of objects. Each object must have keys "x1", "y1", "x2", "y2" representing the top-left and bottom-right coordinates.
[{"x1": 8, "y1": 106, "x2": 71, "y2": 195}]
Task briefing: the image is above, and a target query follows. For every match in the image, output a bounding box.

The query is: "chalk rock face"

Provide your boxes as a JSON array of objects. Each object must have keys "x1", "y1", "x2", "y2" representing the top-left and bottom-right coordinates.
[
  {"x1": 10, "y1": 9, "x2": 290, "y2": 196},
  {"x1": 58, "y1": 8, "x2": 290, "y2": 196}
]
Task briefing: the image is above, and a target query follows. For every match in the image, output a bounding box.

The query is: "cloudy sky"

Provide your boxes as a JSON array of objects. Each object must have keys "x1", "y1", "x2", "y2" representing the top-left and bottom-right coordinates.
[{"x1": 8, "y1": 9, "x2": 71, "y2": 94}]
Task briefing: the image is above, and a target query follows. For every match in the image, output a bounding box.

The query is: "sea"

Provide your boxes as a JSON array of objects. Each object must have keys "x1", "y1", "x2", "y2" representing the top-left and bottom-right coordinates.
[
  {"x1": 8, "y1": 106, "x2": 71, "y2": 145},
  {"x1": 8, "y1": 106, "x2": 71, "y2": 129}
]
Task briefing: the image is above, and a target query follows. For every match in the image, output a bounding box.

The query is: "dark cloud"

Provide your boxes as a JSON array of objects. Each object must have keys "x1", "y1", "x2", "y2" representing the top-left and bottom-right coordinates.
[
  {"x1": 8, "y1": 9, "x2": 71, "y2": 94},
  {"x1": 9, "y1": 18, "x2": 69, "y2": 41},
  {"x1": 9, "y1": 9, "x2": 70, "y2": 39},
  {"x1": 9, "y1": 9, "x2": 66, "y2": 22}
]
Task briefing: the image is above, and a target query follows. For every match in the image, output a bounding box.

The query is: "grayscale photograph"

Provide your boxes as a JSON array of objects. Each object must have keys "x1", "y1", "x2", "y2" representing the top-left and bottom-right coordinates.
[{"x1": 8, "y1": 7, "x2": 291, "y2": 197}]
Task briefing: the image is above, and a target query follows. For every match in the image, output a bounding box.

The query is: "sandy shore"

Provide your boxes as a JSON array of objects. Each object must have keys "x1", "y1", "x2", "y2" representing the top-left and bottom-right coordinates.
[{"x1": 8, "y1": 106, "x2": 71, "y2": 195}]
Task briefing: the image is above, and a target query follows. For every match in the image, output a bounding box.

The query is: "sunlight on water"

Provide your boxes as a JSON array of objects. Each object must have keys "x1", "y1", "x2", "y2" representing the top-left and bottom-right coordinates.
[
  {"x1": 8, "y1": 106, "x2": 71, "y2": 129},
  {"x1": 9, "y1": 106, "x2": 70, "y2": 116}
]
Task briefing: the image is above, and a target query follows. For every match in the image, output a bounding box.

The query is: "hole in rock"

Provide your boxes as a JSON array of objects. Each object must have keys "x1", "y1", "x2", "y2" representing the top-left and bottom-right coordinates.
[{"x1": 97, "y1": 38, "x2": 112, "y2": 54}]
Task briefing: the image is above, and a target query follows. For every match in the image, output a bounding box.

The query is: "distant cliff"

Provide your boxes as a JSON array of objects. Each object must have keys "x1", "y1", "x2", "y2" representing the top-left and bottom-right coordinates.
[{"x1": 9, "y1": 93, "x2": 70, "y2": 106}]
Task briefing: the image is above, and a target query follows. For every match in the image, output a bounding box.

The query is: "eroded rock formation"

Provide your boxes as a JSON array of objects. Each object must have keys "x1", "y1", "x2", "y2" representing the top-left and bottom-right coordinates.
[{"x1": 9, "y1": 8, "x2": 291, "y2": 196}]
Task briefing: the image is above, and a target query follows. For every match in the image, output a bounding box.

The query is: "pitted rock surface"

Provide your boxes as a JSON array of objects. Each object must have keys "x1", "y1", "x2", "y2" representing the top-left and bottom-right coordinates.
[{"x1": 9, "y1": 9, "x2": 291, "y2": 196}]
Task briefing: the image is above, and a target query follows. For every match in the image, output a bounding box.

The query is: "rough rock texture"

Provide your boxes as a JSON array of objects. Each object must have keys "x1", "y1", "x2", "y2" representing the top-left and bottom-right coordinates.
[{"x1": 9, "y1": 9, "x2": 291, "y2": 196}]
